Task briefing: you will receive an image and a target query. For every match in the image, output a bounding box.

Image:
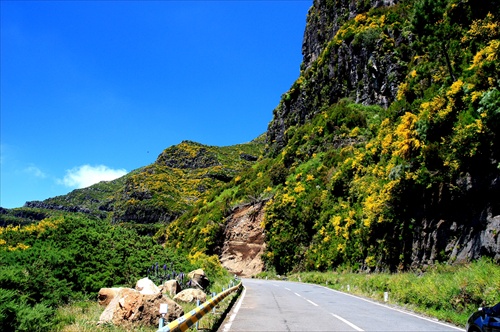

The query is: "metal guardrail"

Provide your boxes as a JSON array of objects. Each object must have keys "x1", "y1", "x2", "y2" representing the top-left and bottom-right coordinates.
[{"x1": 157, "y1": 282, "x2": 242, "y2": 332}]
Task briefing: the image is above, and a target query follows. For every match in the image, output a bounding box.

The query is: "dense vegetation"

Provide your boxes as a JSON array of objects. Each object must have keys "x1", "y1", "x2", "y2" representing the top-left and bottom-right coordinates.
[
  {"x1": 161, "y1": 0, "x2": 500, "y2": 273},
  {"x1": 1, "y1": 0, "x2": 499, "y2": 330},
  {"x1": 0, "y1": 214, "x2": 205, "y2": 330},
  {"x1": 1, "y1": 139, "x2": 264, "y2": 330}
]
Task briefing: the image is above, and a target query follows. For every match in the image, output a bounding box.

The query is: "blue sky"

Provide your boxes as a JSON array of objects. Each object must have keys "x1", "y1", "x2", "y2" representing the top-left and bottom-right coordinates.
[{"x1": 1, "y1": 1, "x2": 312, "y2": 208}]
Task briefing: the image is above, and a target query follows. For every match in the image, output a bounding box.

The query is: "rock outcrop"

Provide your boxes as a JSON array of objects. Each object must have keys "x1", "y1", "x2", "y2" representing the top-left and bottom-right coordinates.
[
  {"x1": 301, "y1": 0, "x2": 399, "y2": 70},
  {"x1": 98, "y1": 287, "x2": 123, "y2": 307},
  {"x1": 267, "y1": 0, "x2": 407, "y2": 153},
  {"x1": 265, "y1": 0, "x2": 500, "y2": 268},
  {"x1": 187, "y1": 269, "x2": 209, "y2": 290},
  {"x1": 24, "y1": 201, "x2": 91, "y2": 214},
  {"x1": 98, "y1": 288, "x2": 183, "y2": 328},
  {"x1": 411, "y1": 174, "x2": 500, "y2": 266},
  {"x1": 160, "y1": 280, "x2": 182, "y2": 297},
  {"x1": 135, "y1": 277, "x2": 160, "y2": 295},
  {"x1": 173, "y1": 288, "x2": 207, "y2": 303}
]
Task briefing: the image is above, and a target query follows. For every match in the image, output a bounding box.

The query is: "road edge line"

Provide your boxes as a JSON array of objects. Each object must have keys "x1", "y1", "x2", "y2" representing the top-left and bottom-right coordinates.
[{"x1": 222, "y1": 285, "x2": 247, "y2": 332}]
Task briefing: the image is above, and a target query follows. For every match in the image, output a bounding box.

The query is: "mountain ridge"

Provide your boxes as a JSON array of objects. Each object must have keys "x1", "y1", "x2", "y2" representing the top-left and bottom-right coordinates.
[
  {"x1": 3, "y1": 1, "x2": 500, "y2": 328},
  {"x1": 2, "y1": 0, "x2": 499, "y2": 272}
]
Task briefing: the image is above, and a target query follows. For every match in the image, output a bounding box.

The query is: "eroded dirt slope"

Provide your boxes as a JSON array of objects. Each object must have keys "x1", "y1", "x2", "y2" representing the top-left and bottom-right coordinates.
[{"x1": 219, "y1": 202, "x2": 266, "y2": 277}]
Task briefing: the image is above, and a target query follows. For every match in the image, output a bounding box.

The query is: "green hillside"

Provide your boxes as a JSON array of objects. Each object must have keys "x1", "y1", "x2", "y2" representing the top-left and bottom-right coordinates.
[
  {"x1": 1, "y1": 138, "x2": 264, "y2": 227},
  {"x1": 162, "y1": 0, "x2": 500, "y2": 273},
  {"x1": 1, "y1": 0, "x2": 499, "y2": 330},
  {"x1": 0, "y1": 139, "x2": 265, "y2": 329}
]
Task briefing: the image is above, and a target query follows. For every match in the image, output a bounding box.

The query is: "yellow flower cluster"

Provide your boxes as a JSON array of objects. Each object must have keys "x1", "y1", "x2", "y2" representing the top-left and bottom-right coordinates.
[
  {"x1": 462, "y1": 13, "x2": 499, "y2": 43},
  {"x1": 393, "y1": 112, "x2": 423, "y2": 159},
  {"x1": 7, "y1": 243, "x2": 30, "y2": 251},
  {"x1": 281, "y1": 193, "x2": 297, "y2": 206},
  {"x1": 1, "y1": 217, "x2": 62, "y2": 237},
  {"x1": 470, "y1": 39, "x2": 500, "y2": 71},
  {"x1": 294, "y1": 182, "x2": 306, "y2": 193},
  {"x1": 396, "y1": 82, "x2": 409, "y2": 101},
  {"x1": 334, "y1": 13, "x2": 388, "y2": 45}
]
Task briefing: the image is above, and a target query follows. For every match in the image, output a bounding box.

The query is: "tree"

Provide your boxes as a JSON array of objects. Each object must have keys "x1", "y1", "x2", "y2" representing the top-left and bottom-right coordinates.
[{"x1": 411, "y1": 0, "x2": 458, "y2": 81}]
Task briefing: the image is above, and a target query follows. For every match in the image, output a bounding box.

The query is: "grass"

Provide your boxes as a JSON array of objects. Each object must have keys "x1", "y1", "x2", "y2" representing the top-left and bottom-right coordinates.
[
  {"x1": 270, "y1": 258, "x2": 500, "y2": 328},
  {"x1": 53, "y1": 282, "x2": 242, "y2": 332}
]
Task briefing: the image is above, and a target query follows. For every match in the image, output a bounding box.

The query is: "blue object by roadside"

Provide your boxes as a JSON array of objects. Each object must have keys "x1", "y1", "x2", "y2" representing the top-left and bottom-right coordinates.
[{"x1": 466, "y1": 302, "x2": 500, "y2": 332}]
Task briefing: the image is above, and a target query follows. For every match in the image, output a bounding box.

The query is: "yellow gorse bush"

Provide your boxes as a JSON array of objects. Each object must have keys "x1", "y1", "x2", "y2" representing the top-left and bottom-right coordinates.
[
  {"x1": 1, "y1": 217, "x2": 63, "y2": 251},
  {"x1": 470, "y1": 39, "x2": 500, "y2": 70},
  {"x1": 393, "y1": 112, "x2": 423, "y2": 159}
]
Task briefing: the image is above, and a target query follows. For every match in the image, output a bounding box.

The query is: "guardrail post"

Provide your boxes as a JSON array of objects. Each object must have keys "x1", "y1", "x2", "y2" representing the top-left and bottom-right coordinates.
[{"x1": 196, "y1": 300, "x2": 200, "y2": 330}]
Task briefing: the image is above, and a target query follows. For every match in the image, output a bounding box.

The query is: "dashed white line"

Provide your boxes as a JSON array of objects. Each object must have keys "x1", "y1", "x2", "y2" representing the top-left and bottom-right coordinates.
[
  {"x1": 294, "y1": 292, "x2": 302, "y2": 298},
  {"x1": 285, "y1": 287, "x2": 291, "y2": 291},
  {"x1": 307, "y1": 299, "x2": 319, "y2": 306},
  {"x1": 321, "y1": 286, "x2": 462, "y2": 330},
  {"x1": 331, "y1": 313, "x2": 364, "y2": 331}
]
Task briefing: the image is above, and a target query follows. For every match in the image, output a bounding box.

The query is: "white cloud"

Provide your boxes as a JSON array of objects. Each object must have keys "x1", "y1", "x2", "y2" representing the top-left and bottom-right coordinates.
[
  {"x1": 59, "y1": 164, "x2": 127, "y2": 188},
  {"x1": 24, "y1": 165, "x2": 47, "y2": 178}
]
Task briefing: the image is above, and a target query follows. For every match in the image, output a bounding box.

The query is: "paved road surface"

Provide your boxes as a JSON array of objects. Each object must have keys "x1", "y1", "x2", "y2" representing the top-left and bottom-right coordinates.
[{"x1": 220, "y1": 278, "x2": 463, "y2": 331}]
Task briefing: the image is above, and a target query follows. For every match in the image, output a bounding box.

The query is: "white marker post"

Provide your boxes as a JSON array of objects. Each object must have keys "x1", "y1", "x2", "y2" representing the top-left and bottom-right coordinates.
[
  {"x1": 196, "y1": 300, "x2": 200, "y2": 330},
  {"x1": 159, "y1": 303, "x2": 168, "y2": 328}
]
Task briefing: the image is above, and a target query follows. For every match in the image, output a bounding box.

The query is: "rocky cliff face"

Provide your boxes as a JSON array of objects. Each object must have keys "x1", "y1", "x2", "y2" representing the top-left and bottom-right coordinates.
[
  {"x1": 265, "y1": 0, "x2": 499, "y2": 268},
  {"x1": 267, "y1": 0, "x2": 407, "y2": 153},
  {"x1": 301, "y1": 0, "x2": 399, "y2": 70},
  {"x1": 411, "y1": 174, "x2": 500, "y2": 266}
]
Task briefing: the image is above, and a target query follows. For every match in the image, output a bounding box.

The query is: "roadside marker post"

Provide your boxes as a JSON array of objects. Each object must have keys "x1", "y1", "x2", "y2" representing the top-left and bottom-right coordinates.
[
  {"x1": 159, "y1": 303, "x2": 168, "y2": 329},
  {"x1": 196, "y1": 300, "x2": 200, "y2": 330}
]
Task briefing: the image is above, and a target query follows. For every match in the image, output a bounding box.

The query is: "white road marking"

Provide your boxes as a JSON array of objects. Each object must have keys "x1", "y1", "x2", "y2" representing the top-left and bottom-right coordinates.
[
  {"x1": 307, "y1": 299, "x2": 319, "y2": 306},
  {"x1": 320, "y1": 286, "x2": 463, "y2": 330},
  {"x1": 331, "y1": 313, "x2": 364, "y2": 331},
  {"x1": 294, "y1": 292, "x2": 302, "y2": 298},
  {"x1": 285, "y1": 287, "x2": 291, "y2": 291}
]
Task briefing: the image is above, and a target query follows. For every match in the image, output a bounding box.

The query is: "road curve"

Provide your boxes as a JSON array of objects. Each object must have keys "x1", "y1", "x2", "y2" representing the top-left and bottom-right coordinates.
[{"x1": 219, "y1": 278, "x2": 463, "y2": 332}]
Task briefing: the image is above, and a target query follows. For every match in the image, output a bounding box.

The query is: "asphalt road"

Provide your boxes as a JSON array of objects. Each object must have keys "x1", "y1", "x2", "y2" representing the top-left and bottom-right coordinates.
[{"x1": 219, "y1": 278, "x2": 463, "y2": 332}]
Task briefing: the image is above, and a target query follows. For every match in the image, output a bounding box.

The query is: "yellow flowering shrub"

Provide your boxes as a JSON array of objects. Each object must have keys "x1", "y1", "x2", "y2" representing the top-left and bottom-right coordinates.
[{"x1": 393, "y1": 112, "x2": 423, "y2": 159}]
